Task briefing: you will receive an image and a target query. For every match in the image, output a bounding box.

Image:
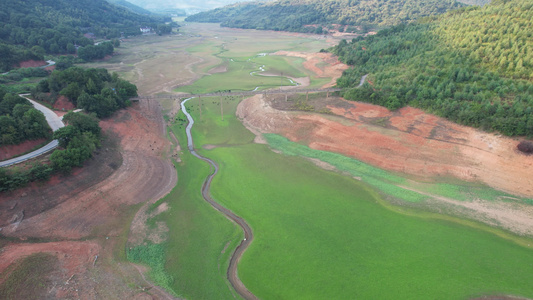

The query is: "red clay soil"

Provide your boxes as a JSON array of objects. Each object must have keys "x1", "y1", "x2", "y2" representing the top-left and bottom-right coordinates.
[
  {"x1": 238, "y1": 94, "x2": 533, "y2": 236},
  {"x1": 0, "y1": 138, "x2": 47, "y2": 161},
  {"x1": 239, "y1": 95, "x2": 533, "y2": 199},
  {"x1": 238, "y1": 51, "x2": 533, "y2": 199},
  {"x1": 17, "y1": 60, "x2": 47, "y2": 68},
  {"x1": 0, "y1": 241, "x2": 100, "y2": 295},
  {"x1": 53, "y1": 95, "x2": 76, "y2": 111},
  {"x1": 1, "y1": 101, "x2": 175, "y2": 239},
  {"x1": 0, "y1": 100, "x2": 177, "y2": 299}
]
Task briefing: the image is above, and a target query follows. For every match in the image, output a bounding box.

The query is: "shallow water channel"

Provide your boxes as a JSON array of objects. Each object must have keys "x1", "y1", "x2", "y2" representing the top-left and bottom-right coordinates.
[{"x1": 180, "y1": 97, "x2": 257, "y2": 300}]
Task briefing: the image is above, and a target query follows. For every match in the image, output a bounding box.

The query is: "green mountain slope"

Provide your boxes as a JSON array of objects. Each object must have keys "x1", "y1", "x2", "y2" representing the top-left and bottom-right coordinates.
[
  {"x1": 0, "y1": 0, "x2": 165, "y2": 71},
  {"x1": 456, "y1": 0, "x2": 490, "y2": 5},
  {"x1": 106, "y1": 0, "x2": 156, "y2": 15},
  {"x1": 186, "y1": 0, "x2": 464, "y2": 33},
  {"x1": 123, "y1": 0, "x2": 253, "y2": 15},
  {"x1": 333, "y1": 0, "x2": 533, "y2": 136}
]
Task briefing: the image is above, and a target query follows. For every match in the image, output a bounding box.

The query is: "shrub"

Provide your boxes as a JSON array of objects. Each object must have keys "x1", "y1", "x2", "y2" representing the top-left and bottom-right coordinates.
[{"x1": 517, "y1": 140, "x2": 533, "y2": 154}]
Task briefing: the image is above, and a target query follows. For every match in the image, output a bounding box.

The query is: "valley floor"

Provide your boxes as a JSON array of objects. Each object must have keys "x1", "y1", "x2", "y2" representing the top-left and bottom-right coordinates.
[{"x1": 1, "y1": 22, "x2": 532, "y2": 300}]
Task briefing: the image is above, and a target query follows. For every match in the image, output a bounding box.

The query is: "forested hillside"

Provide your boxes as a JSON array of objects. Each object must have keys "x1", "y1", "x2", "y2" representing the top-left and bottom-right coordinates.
[
  {"x1": 0, "y1": 0, "x2": 166, "y2": 71},
  {"x1": 332, "y1": 0, "x2": 533, "y2": 136},
  {"x1": 186, "y1": 0, "x2": 464, "y2": 33},
  {"x1": 456, "y1": 0, "x2": 490, "y2": 5},
  {"x1": 125, "y1": 0, "x2": 251, "y2": 15},
  {"x1": 106, "y1": 0, "x2": 155, "y2": 16}
]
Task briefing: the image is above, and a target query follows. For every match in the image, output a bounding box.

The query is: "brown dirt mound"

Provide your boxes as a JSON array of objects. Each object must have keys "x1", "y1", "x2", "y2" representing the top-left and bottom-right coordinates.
[
  {"x1": 0, "y1": 138, "x2": 47, "y2": 161},
  {"x1": 17, "y1": 60, "x2": 46, "y2": 68},
  {"x1": 53, "y1": 95, "x2": 76, "y2": 111}
]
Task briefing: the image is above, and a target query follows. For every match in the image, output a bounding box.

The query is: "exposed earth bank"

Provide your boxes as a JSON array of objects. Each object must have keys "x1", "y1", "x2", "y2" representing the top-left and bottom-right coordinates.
[
  {"x1": 0, "y1": 99, "x2": 177, "y2": 299},
  {"x1": 237, "y1": 94, "x2": 533, "y2": 235},
  {"x1": 0, "y1": 138, "x2": 47, "y2": 161},
  {"x1": 236, "y1": 48, "x2": 533, "y2": 237}
]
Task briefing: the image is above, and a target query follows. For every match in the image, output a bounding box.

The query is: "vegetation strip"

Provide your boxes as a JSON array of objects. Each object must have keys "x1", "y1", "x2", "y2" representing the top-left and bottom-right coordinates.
[
  {"x1": 333, "y1": 0, "x2": 533, "y2": 137},
  {"x1": 181, "y1": 98, "x2": 257, "y2": 300}
]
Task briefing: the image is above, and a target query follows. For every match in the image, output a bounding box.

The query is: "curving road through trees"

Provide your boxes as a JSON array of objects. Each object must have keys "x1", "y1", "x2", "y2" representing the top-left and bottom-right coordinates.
[
  {"x1": 0, "y1": 95, "x2": 64, "y2": 167},
  {"x1": 181, "y1": 98, "x2": 258, "y2": 300}
]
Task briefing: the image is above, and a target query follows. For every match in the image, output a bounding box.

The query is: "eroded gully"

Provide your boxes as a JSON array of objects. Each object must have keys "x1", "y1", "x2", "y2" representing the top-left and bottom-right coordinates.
[{"x1": 181, "y1": 98, "x2": 258, "y2": 300}]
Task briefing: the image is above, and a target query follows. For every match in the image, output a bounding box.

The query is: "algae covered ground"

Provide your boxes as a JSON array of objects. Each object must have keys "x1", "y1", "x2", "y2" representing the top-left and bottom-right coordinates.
[
  {"x1": 124, "y1": 22, "x2": 533, "y2": 299},
  {"x1": 180, "y1": 96, "x2": 533, "y2": 299}
]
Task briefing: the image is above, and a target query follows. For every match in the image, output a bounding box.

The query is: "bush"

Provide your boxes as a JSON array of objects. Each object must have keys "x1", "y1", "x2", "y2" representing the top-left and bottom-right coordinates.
[
  {"x1": 517, "y1": 140, "x2": 533, "y2": 155},
  {"x1": 5, "y1": 73, "x2": 23, "y2": 82}
]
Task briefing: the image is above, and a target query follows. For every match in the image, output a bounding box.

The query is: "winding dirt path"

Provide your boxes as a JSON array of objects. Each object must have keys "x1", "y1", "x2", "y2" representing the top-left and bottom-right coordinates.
[{"x1": 181, "y1": 98, "x2": 257, "y2": 300}]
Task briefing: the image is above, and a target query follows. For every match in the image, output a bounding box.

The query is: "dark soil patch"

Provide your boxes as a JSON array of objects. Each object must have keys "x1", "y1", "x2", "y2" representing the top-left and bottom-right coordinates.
[
  {"x1": 17, "y1": 60, "x2": 46, "y2": 68},
  {"x1": 517, "y1": 140, "x2": 533, "y2": 155},
  {"x1": 0, "y1": 252, "x2": 59, "y2": 299},
  {"x1": 114, "y1": 111, "x2": 132, "y2": 123}
]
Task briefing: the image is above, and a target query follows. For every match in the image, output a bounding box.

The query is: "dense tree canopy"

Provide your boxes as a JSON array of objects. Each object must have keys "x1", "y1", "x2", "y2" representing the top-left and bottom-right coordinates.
[
  {"x1": 50, "y1": 112, "x2": 101, "y2": 173},
  {"x1": 77, "y1": 42, "x2": 115, "y2": 61},
  {"x1": 0, "y1": 111, "x2": 102, "y2": 191},
  {"x1": 456, "y1": 0, "x2": 490, "y2": 5},
  {"x1": 332, "y1": 0, "x2": 533, "y2": 137},
  {"x1": 186, "y1": 0, "x2": 464, "y2": 34},
  {"x1": 0, "y1": 91, "x2": 51, "y2": 146},
  {"x1": 0, "y1": 0, "x2": 168, "y2": 71},
  {"x1": 33, "y1": 67, "x2": 138, "y2": 118}
]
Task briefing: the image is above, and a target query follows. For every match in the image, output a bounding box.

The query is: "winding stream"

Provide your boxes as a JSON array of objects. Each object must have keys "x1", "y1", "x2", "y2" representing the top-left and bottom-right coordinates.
[
  {"x1": 179, "y1": 67, "x2": 367, "y2": 299},
  {"x1": 180, "y1": 98, "x2": 258, "y2": 300}
]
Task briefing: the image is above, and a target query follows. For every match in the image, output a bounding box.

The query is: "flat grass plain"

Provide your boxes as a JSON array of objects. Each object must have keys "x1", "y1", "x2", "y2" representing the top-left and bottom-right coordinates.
[
  {"x1": 97, "y1": 23, "x2": 533, "y2": 299},
  {"x1": 186, "y1": 97, "x2": 533, "y2": 299}
]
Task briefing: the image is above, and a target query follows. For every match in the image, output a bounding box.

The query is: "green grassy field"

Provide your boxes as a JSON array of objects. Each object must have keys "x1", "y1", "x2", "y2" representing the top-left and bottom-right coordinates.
[
  {"x1": 175, "y1": 59, "x2": 290, "y2": 94},
  {"x1": 180, "y1": 97, "x2": 533, "y2": 299},
  {"x1": 130, "y1": 116, "x2": 243, "y2": 299},
  {"x1": 175, "y1": 52, "x2": 313, "y2": 94},
  {"x1": 252, "y1": 55, "x2": 307, "y2": 78},
  {"x1": 113, "y1": 24, "x2": 533, "y2": 299}
]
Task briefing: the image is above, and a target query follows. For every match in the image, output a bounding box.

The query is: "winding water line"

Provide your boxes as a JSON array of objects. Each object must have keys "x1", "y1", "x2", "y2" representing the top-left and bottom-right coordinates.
[
  {"x1": 181, "y1": 98, "x2": 258, "y2": 300},
  {"x1": 177, "y1": 73, "x2": 367, "y2": 298}
]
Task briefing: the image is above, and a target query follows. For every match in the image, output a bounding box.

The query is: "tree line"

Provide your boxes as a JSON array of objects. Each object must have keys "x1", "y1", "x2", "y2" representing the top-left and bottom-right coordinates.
[
  {"x1": 0, "y1": 112, "x2": 101, "y2": 192},
  {"x1": 0, "y1": 0, "x2": 169, "y2": 72},
  {"x1": 186, "y1": 0, "x2": 463, "y2": 34},
  {"x1": 331, "y1": 0, "x2": 533, "y2": 137},
  {"x1": 1, "y1": 65, "x2": 140, "y2": 192},
  {"x1": 33, "y1": 67, "x2": 138, "y2": 118},
  {"x1": 0, "y1": 89, "x2": 51, "y2": 146}
]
